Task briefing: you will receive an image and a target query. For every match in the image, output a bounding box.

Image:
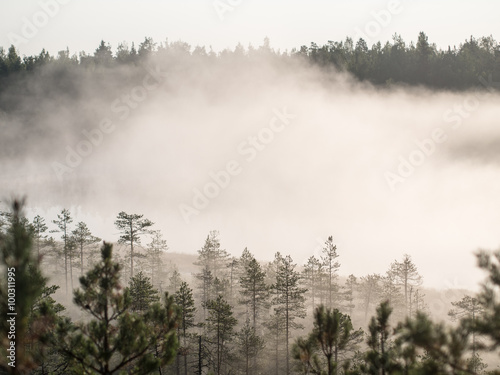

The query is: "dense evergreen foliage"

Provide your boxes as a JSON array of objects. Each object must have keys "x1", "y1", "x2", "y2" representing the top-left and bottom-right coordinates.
[
  {"x1": 0, "y1": 32, "x2": 499, "y2": 98},
  {"x1": 2, "y1": 199, "x2": 500, "y2": 374}
]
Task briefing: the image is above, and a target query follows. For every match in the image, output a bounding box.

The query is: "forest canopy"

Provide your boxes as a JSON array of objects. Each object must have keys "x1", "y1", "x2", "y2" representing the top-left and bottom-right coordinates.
[{"x1": 0, "y1": 32, "x2": 499, "y2": 95}]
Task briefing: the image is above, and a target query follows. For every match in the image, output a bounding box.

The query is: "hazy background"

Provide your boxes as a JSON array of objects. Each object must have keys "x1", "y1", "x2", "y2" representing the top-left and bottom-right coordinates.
[
  {"x1": 1, "y1": 0, "x2": 499, "y2": 56},
  {"x1": 1, "y1": 0, "x2": 500, "y2": 291}
]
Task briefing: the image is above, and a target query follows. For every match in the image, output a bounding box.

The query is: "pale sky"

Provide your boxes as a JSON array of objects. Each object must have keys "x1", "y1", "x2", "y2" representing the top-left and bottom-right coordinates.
[{"x1": 1, "y1": 0, "x2": 499, "y2": 56}]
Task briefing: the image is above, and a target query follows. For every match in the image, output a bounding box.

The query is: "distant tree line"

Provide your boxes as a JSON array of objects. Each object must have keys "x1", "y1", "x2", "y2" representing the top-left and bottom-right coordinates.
[{"x1": 0, "y1": 32, "x2": 499, "y2": 94}]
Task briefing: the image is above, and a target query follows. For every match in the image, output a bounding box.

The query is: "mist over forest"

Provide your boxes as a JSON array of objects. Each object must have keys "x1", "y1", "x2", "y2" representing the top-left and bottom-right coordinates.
[{"x1": 2, "y1": 30, "x2": 500, "y2": 375}]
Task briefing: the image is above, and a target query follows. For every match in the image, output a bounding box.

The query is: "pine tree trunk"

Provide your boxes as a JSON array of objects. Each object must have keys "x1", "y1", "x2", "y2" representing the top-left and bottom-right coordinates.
[
  {"x1": 130, "y1": 222, "x2": 134, "y2": 278},
  {"x1": 69, "y1": 248, "x2": 73, "y2": 290},
  {"x1": 80, "y1": 243, "x2": 84, "y2": 275},
  {"x1": 275, "y1": 322, "x2": 279, "y2": 375},
  {"x1": 64, "y1": 243, "x2": 68, "y2": 294}
]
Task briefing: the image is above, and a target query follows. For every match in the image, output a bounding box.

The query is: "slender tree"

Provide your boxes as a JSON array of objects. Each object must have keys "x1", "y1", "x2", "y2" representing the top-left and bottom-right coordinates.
[
  {"x1": 195, "y1": 230, "x2": 229, "y2": 280},
  {"x1": 303, "y1": 256, "x2": 322, "y2": 310},
  {"x1": 240, "y1": 257, "x2": 269, "y2": 329},
  {"x1": 71, "y1": 221, "x2": 101, "y2": 275},
  {"x1": 168, "y1": 265, "x2": 182, "y2": 294},
  {"x1": 31, "y1": 214, "x2": 48, "y2": 258},
  {"x1": 204, "y1": 294, "x2": 237, "y2": 375},
  {"x1": 343, "y1": 274, "x2": 357, "y2": 317},
  {"x1": 363, "y1": 301, "x2": 400, "y2": 375},
  {"x1": 237, "y1": 318, "x2": 265, "y2": 375},
  {"x1": 194, "y1": 231, "x2": 228, "y2": 321},
  {"x1": 51, "y1": 209, "x2": 73, "y2": 293},
  {"x1": 146, "y1": 230, "x2": 167, "y2": 288},
  {"x1": 175, "y1": 281, "x2": 196, "y2": 375},
  {"x1": 114, "y1": 211, "x2": 154, "y2": 279},
  {"x1": 389, "y1": 254, "x2": 422, "y2": 316},
  {"x1": 358, "y1": 274, "x2": 382, "y2": 322},
  {"x1": 272, "y1": 253, "x2": 307, "y2": 375},
  {"x1": 321, "y1": 237, "x2": 340, "y2": 309},
  {"x1": 311, "y1": 305, "x2": 363, "y2": 375},
  {"x1": 380, "y1": 272, "x2": 405, "y2": 320},
  {"x1": 448, "y1": 295, "x2": 484, "y2": 371}
]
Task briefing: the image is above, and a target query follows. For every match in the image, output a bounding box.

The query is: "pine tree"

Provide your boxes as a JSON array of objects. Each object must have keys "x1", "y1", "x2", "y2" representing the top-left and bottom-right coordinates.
[
  {"x1": 396, "y1": 311, "x2": 472, "y2": 373},
  {"x1": 389, "y1": 254, "x2": 422, "y2": 316},
  {"x1": 168, "y1": 265, "x2": 183, "y2": 294},
  {"x1": 239, "y1": 247, "x2": 254, "y2": 272},
  {"x1": 228, "y1": 257, "x2": 239, "y2": 305},
  {"x1": 195, "y1": 230, "x2": 229, "y2": 280},
  {"x1": 303, "y1": 256, "x2": 322, "y2": 310},
  {"x1": 146, "y1": 230, "x2": 167, "y2": 288},
  {"x1": 26, "y1": 265, "x2": 66, "y2": 374},
  {"x1": 114, "y1": 211, "x2": 154, "y2": 279},
  {"x1": 413, "y1": 289, "x2": 427, "y2": 315},
  {"x1": 194, "y1": 231, "x2": 228, "y2": 321},
  {"x1": 343, "y1": 274, "x2": 357, "y2": 317},
  {"x1": 272, "y1": 253, "x2": 307, "y2": 375},
  {"x1": 31, "y1": 214, "x2": 48, "y2": 258},
  {"x1": 175, "y1": 281, "x2": 196, "y2": 375},
  {"x1": 472, "y1": 250, "x2": 500, "y2": 351},
  {"x1": 204, "y1": 294, "x2": 237, "y2": 375},
  {"x1": 321, "y1": 236, "x2": 340, "y2": 309},
  {"x1": 55, "y1": 242, "x2": 179, "y2": 374},
  {"x1": 310, "y1": 305, "x2": 363, "y2": 375},
  {"x1": 129, "y1": 271, "x2": 160, "y2": 313},
  {"x1": 363, "y1": 301, "x2": 401, "y2": 375},
  {"x1": 380, "y1": 272, "x2": 405, "y2": 320},
  {"x1": 51, "y1": 209, "x2": 73, "y2": 293},
  {"x1": 264, "y1": 309, "x2": 287, "y2": 375},
  {"x1": 71, "y1": 221, "x2": 101, "y2": 276},
  {"x1": 239, "y1": 257, "x2": 269, "y2": 329},
  {"x1": 358, "y1": 274, "x2": 382, "y2": 322},
  {"x1": 292, "y1": 335, "x2": 321, "y2": 375},
  {"x1": 237, "y1": 318, "x2": 265, "y2": 375},
  {"x1": 0, "y1": 201, "x2": 51, "y2": 373}
]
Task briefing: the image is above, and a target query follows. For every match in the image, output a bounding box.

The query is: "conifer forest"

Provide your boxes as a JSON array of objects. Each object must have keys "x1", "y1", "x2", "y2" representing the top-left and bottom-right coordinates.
[{"x1": 1, "y1": 1, "x2": 500, "y2": 374}]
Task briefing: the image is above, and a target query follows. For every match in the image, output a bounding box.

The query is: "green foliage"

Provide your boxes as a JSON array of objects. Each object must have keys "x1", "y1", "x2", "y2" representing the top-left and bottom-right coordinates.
[
  {"x1": 321, "y1": 236, "x2": 340, "y2": 309},
  {"x1": 114, "y1": 211, "x2": 154, "y2": 279},
  {"x1": 314, "y1": 305, "x2": 363, "y2": 375},
  {"x1": 0, "y1": 201, "x2": 50, "y2": 373},
  {"x1": 2, "y1": 33, "x2": 500, "y2": 102},
  {"x1": 129, "y1": 271, "x2": 160, "y2": 313},
  {"x1": 303, "y1": 255, "x2": 323, "y2": 310},
  {"x1": 175, "y1": 281, "x2": 196, "y2": 336},
  {"x1": 237, "y1": 318, "x2": 265, "y2": 375},
  {"x1": 395, "y1": 312, "x2": 472, "y2": 374},
  {"x1": 31, "y1": 215, "x2": 48, "y2": 258},
  {"x1": 71, "y1": 221, "x2": 101, "y2": 276},
  {"x1": 51, "y1": 209, "x2": 74, "y2": 293},
  {"x1": 204, "y1": 294, "x2": 237, "y2": 375},
  {"x1": 363, "y1": 301, "x2": 401, "y2": 375},
  {"x1": 55, "y1": 242, "x2": 179, "y2": 374},
  {"x1": 293, "y1": 305, "x2": 363, "y2": 375},
  {"x1": 239, "y1": 256, "x2": 269, "y2": 328},
  {"x1": 473, "y1": 250, "x2": 500, "y2": 349},
  {"x1": 389, "y1": 254, "x2": 422, "y2": 316},
  {"x1": 292, "y1": 335, "x2": 321, "y2": 375},
  {"x1": 145, "y1": 230, "x2": 167, "y2": 288},
  {"x1": 271, "y1": 253, "x2": 307, "y2": 375}
]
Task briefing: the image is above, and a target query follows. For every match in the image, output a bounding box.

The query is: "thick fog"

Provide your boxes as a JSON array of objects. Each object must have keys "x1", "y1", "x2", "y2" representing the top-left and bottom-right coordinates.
[{"x1": 1, "y1": 50, "x2": 498, "y2": 290}]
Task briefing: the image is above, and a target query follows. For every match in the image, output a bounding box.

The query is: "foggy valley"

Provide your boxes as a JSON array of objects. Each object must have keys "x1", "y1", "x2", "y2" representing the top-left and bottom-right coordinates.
[{"x1": 1, "y1": 1, "x2": 500, "y2": 373}]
